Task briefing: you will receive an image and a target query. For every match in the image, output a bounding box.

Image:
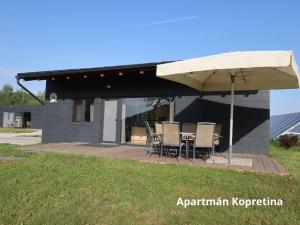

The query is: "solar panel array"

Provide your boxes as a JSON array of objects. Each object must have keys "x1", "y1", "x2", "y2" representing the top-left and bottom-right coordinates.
[
  {"x1": 291, "y1": 124, "x2": 300, "y2": 134},
  {"x1": 270, "y1": 112, "x2": 300, "y2": 139}
]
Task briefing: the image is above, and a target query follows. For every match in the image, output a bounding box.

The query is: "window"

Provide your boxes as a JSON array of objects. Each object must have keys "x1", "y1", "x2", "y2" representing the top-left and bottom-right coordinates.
[
  {"x1": 121, "y1": 97, "x2": 172, "y2": 144},
  {"x1": 85, "y1": 99, "x2": 94, "y2": 122},
  {"x1": 73, "y1": 100, "x2": 83, "y2": 122},
  {"x1": 72, "y1": 99, "x2": 94, "y2": 122}
]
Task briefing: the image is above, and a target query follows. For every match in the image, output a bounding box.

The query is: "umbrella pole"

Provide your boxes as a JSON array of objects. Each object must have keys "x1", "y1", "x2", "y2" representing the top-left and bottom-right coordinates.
[{"x1": 229, "y1": 75, "x2": 235, "y2": 165}]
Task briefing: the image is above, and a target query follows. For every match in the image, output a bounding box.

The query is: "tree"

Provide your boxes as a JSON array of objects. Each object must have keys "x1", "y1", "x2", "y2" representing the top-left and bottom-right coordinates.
[
  {"x1": 0, "y1": 84, "x2": 14, "y2": 105},
  {"x1": 0, "y1": 84, "x2": 44, "y2": 105},
  {"x1": 36, "y1": 90, "x2": 45, "y2": 102},
  {"x1": 145, "y1": 96, "x2": 175, "y2": 107},
  {"x1": 2, "y1": 84, "x2": 13, "y2": 93}
]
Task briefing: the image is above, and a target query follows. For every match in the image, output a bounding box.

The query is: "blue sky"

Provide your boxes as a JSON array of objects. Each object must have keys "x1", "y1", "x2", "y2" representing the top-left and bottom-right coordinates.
[{"x1": 0, "y1": 0, "x2": 299, "y2": 115}]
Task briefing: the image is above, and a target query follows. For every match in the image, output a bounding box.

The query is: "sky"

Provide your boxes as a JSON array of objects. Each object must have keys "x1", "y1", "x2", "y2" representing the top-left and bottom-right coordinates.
[{"x1": 0, "y1": 0, "x2": 299, "y2": 115}]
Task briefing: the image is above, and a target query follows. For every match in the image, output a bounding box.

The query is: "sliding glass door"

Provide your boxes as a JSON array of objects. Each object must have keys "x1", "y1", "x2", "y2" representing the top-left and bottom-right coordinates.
[
  {"x1": 100, "y1": 97, "x2": 174, "y2": 144},
  {"x1": 121, "y1": 97, "x2": 173, "y2": 144}
]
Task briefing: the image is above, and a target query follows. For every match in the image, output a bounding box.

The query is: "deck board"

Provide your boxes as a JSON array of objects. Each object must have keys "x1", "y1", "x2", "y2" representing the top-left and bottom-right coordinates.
[{"x1": 21, "y1": 143, "x2": 289, "y2": 175}]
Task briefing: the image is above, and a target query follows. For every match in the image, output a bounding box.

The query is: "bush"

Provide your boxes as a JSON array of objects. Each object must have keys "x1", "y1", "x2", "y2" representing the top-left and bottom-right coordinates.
[
  {"x1": 278, "y1": 134, "x2": 299, "y2": 149},
  {"x1": 270, "y1": 139, "x2": 280, "y2": 147}
]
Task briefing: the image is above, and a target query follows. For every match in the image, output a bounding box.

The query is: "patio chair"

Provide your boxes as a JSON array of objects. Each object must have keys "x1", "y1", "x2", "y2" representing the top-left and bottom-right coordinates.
[
  {"x1": 7, "y1": 122, "x2": 13, "y2": 128},
  {"x1": 213, "y1": 124, "x2": 223, "y2": 147},
  {"x1": 155, "y1": 122, "x2": 163, "y2": 135},
  {"x1": 161, "y1": 121, "x2": 184, "y2": 158},
  {"x1": 14, "y1": 119, "x2": 22, "y2": 129},
  {"x1": 26, "y1": 121, "x2": 32, "y2": 128},
  {"x1": 182, "y1": 123, "x2": 196, "y2": 133},
  {"x1": 192, "y1": 122, "x2": 216, "y2": 162},
  {"x1": 180, "y1": 123, "x2": 196, "y2": 158},
  {"x1": 144, "y1": 121, "x2": 161, "y2": 156},
  {"x1": 181, "y1": 123, "x2": 196, "y2": 140}
]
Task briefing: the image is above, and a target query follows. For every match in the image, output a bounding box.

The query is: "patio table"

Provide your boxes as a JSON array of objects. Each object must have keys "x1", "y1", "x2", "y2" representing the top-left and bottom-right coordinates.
[{"x1": 180, "y1": 132, "x2": 195, "y2": 159}]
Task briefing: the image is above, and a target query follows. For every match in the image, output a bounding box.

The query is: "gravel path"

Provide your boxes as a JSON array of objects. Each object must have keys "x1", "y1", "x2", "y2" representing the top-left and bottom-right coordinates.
[{"x1": 0, "y1": 129, "x2": 42, "y2": 145}]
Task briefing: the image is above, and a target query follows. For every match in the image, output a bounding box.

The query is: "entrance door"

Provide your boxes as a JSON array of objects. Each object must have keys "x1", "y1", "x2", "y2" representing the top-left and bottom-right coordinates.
[{"x1": 102, "y1": 100, "x2": 118, "y2": 143}]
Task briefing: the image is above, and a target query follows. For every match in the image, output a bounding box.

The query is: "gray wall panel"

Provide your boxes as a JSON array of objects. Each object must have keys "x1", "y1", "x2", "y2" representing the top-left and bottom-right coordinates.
[{"x1": 42, "y1": 99, "x2": 101, "y2": 144}]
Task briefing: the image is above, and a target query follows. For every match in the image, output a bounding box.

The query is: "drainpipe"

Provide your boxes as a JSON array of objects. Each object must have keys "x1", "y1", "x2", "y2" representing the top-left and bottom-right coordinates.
[{"x1": 16, "y1": 77, "x2": 45, "y2": 105}]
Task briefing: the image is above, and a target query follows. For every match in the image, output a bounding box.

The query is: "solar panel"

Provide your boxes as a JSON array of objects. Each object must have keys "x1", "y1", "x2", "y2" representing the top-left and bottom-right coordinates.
[
  {"x1": 291, "y1": 123, "x2": 300, "y2": 134},
  {"x1": 270, "y1": 112, "x2": 300, "y2": 139}
]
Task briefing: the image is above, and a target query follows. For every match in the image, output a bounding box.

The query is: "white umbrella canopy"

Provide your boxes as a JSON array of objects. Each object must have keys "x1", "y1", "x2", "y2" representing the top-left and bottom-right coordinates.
[
  {"x1": 156, "y1": 51, "x2": 299, "y2": 164},
  {"x1": 157, "y1": 51, "x2": 299, "y2": 91}
]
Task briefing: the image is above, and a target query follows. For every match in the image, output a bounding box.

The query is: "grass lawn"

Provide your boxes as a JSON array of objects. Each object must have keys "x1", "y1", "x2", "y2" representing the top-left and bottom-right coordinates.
[
  {"x1": 0, "y1": 128, "x2": 34, "y2": 133},
  {"x1": 0, "y1": 144, "x2": 299, "y2": 225}
]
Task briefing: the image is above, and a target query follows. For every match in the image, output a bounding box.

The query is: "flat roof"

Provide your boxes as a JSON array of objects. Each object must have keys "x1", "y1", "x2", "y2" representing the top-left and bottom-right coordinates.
[{"x1": 16, "y1": 61, "x2": 172, "y2": 81}]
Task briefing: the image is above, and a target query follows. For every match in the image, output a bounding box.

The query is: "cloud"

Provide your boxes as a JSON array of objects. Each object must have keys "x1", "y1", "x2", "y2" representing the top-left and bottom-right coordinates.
[
  {"x1": 131, "y1": 15, "x2": 200, "y2": 28},
  {"x1": 0, "y1": 67, "x2": 20, "y2": 77}
]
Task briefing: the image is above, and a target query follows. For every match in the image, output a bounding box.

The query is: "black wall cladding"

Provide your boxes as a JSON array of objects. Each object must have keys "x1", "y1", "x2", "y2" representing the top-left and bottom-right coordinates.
[{"x1": 43, "y1": 72, "x2": 269, "y2": 154}]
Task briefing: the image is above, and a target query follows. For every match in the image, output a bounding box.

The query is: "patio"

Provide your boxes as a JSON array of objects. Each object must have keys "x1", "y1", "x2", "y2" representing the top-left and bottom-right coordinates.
[{"x1": 21, "y1": 143, "x2": 288, "y2": 175}]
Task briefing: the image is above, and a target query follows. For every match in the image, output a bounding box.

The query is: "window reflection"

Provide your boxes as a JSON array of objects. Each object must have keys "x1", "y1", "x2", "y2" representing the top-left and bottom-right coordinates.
[
  {"x1": 72, "y1": 99, "x2": 94, "y2": 123},
  {"x1": 73, "y1": 100, "x2": 83, "y2": 122},
  {"x1": 121, "y1": 97, "x2": 172, "y2": 144}
]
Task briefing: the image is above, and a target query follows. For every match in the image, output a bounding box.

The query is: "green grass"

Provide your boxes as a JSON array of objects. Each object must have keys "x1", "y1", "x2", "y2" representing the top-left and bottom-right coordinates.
[
  {"x1": 0, "y1": 128, "x2": 34, "y2": 133},
  {"x1": 270, "y1": 142, "x2": 300, "y2": 180},
  {"x1": 0, "y1": 144, "x2": 34, "y2": 158},
  {"x1": 0, "y1": 144, "x2": 299, "y2": 225}
]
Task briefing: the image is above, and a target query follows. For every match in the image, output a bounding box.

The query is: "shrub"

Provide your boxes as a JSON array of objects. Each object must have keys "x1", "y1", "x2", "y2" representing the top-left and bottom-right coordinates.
[
  {"x1": 278, "y1": 134, "x2": 299, "y2": 149},
  {"x1": 270, "y1": 139, "x2": 281, "y2": 147}
]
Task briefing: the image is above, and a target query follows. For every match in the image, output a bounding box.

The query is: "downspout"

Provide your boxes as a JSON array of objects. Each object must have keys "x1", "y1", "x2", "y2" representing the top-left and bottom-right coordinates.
[{"x1": 16, "y1": 77, "x2": 45, "y2": 105}]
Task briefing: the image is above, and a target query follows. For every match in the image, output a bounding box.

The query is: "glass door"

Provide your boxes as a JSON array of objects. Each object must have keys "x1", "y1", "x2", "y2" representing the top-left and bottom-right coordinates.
[{"x1": 121, "y1": 97, "x2": 171, "y2": 144}]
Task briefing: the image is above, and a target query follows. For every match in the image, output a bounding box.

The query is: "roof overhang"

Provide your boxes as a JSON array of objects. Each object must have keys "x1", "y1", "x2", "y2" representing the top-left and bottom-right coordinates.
[{"x1": 16, "y1": 61, "x2": 172, "y2": 81}]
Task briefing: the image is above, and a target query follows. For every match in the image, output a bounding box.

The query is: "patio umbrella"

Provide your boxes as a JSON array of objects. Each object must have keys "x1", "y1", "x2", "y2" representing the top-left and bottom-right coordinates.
[{"x1": 156, "y1": 51, "x2": 299, "y2": 164}]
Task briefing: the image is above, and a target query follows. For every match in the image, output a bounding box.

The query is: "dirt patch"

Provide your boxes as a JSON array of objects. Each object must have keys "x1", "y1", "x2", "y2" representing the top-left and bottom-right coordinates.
[{"x1": 0, "y1": 156, "x2": 25, "y2": 163}]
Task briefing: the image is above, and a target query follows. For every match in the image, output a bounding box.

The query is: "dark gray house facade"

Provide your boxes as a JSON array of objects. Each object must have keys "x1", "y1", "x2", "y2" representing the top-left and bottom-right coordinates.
[
  {"x1": 17, "y1": 62, "x2": 270, "y2": 154},
  {"x1": 0, "y1": 105, "x2": 44, "y2": 129}
]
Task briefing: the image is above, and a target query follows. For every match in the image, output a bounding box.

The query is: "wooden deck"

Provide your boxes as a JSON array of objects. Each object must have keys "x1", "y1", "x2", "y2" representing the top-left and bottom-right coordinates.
[
  {"x1": 212, "y1": 152, "x2": 289, "y2": 175},
  {"x1": 21, "y1": 143, "x2": 289, "y2": 175}
]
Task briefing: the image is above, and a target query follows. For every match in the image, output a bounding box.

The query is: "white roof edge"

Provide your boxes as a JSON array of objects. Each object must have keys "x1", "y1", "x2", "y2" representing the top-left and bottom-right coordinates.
[{"x1": 275, "y1": 121, "x2": 300, "y2": 138}]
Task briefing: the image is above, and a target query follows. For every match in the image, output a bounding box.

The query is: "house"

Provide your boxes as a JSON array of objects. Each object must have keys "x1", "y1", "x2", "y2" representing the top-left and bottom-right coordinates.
[
  {"x1": 0, "y1": 105, "x2": 44, "y2": 129},
  {"x1": 16, "y1": 62, "x2": 270, "y2": 154},
  {"x1": 270, "y1": 112, "x2": 300, "y2": 138}
]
